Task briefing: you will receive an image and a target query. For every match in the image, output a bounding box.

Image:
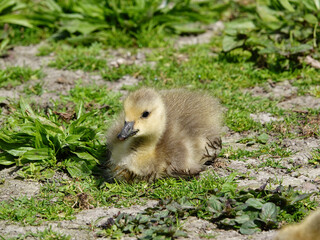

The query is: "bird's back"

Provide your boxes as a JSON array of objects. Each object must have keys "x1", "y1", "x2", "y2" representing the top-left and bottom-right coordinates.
[
  {"x1": 155, "y1": 89, "x2": 222, "y2": 177},
  {"x1": 160, "y1": 89, "x2": 222, "y2": 138}
]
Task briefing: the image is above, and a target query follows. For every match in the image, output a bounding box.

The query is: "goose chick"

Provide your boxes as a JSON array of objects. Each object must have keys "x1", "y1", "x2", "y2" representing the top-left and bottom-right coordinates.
[
  {"x1": 106, "y1": 88, "x2": 222, "y2": 182},
  {"x1": 274, "y1": 209, "x2": 320, "y2": 240}
]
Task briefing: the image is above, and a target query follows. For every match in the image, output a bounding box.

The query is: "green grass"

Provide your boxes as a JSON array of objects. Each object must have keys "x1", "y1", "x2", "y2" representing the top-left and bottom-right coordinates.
[
  {"x1": 309, "y1": 149, "x2": 320, "y2": 166},
  {"x1": 100, "y1": 64, "x2": 140, "y2": 81},
  {"x1": 23, "y1": 82, "x2": 44, "y2": 96},
  {"x1": 1, "y1": 41, "x2": 319, "y2": 236},
  {"x1": 0, "y1": 173, "x2": 317, "y2": 237},
  {"x1": 4, "y1": 228, "x2": 71, "y2": 240},
  {"x1": 48, "y1": 43, "x2": 107, "y2": 71},
  {"x1": 1, "y1": 1, "x2": 320, "y2": 238},
  {"x1": 222, "y1": 141, "x2": 293, "y2": 162},
  {"x1": 0, "y1": 66, "x2": 44, "y2": 88},
  {"x1": 0, "y1": 196, "x2": 75, "y2": 225},
  {"x1": 0, "y1": 0, "x2": 221, "y2": 48}
]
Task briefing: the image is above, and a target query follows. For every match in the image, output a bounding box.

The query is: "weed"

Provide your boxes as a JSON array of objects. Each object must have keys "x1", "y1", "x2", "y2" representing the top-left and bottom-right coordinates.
[
  {"x1": 222, "y1": 0, "x2": 320, "y2": 70},
  {"x1": 23, "y1": 82, "x2": 44, "y2": 96},
  {"x1": 96, "y1": 177, "x2": 317, "y2": 236},
  {"x1": 0, "y1": 99, "x2": 106, "y2": 179},
  {"x1": 257, "y1": 159, "x2": 286, "y2": 169},
  {"x1": 4, "y1": 227, "x2": 71, "y2": 240},
  {"x1": 100, "y1": 64, "x2": 140, "y2": 81},
  {"x1": 0, "y1": 196, "x2": 75, "y2": 225},
  {"x1": 0, "y1": 66, "x2": 44, "y2": 88},
  {"x1": 309, "y1": 149, "x2": 320, "y2": 166},
  {"x1": 0, "y1": 0, "x2": 223, "y2": 47},
  {"x1": 36, "y1": 43, "x2": 57, "y2": 56},
  {"x1": 48, "y1": 43, "x2": 107, "y2": 71}
]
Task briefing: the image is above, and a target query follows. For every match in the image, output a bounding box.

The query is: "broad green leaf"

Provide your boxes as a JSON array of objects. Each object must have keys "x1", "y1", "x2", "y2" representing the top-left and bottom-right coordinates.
[
  {"x1": 279, "y1": 0, "x2": 295, "y2": 12},
  {"x1": 172, "y1": 23, "x2": 206, "y2": 34},
  {"x1": 290, "y1": 44, "x2": 313, "y2": 54},
  {"x1": 166, "y1": 202, "x2": 178, "y2": 212},
  {"x1": 72, "y1": 151, "x2": 99, "y2": 163},
  {"x1": 6, "y1": 147, "x2": 34, "y2": 157},
  {"x1": 21, "y1": 148, "x2": 52, "y2": 161},
  {"x1": 207, "y1": 196, "x2": 223, "y2": 212},
  {"x1": 302, "y1": 0, "x2": 320, "y2": 10},
  {"x1": 235, "y1": 214, "x2": 250, "y2": 224},
  {"x1": 65, "y1": 134, "x2": 82, "y2": 144},
  {"x1": 66, "y1": 160, "x2": 92, "y2": 178},
  {"x1": 19, "y1": 98, "x2": 35, "y2": 116},
  {"x1": 0, "y1": 0, "x2": 16, "y2": 14},
  {"x1": 0, "y1": 14, "x2": 33, "y2": 28},
  {"x1": 155, "y1": 210, "x2": 169, "y2": 218},
  {"x1": 173, "y1": 230, "x2": 188, "y2": 237},
  {"x1": 41, "y1": 168, "x2": 55, "y2": 179},
  {"x1": 220, "y1": 218, "x2": 236, "y2": 226},
  {"x1": 257, "y1": 133, "x2": 269, "y2": 144},
  {"x1": 34, "y1": 119, "x2": 47, "y2": 149},
  {"x1": 137, "y1": 214, "x2": 149, "y2": 224},
  {"x1": 123, "y1": 224, "x2": 134, "y2": 232},
  {"x1": 222, "y1": 35, "x2": 244, "y2": 52},
  {"x1": 69, "y1": 112, "x2": 95, "y2": 134},
  {"x1": 245, "y1": 198, "x2": 264, "y2": 210},
  {"x1": 304, "y1": 14, "x2": 318, "y2": 24},
  {"x1": 226, "y1": 20, "x2": 255, "y2": 30},
  {"x1": 0, "y1": 152, "x2": 15, "y2": 165},
  {"x1": 43, "y1": 0, "x2": 62, "y2": 12},
  {"x1": 260, "y1": 202, "x2": 278, "y2": 222},
  {"x1": 0, "y1": 132, "x2": 18, "y2": 144},
  {"x1": 35, "y1": 116, "x2": 64, "y2": 134},
  {"x1": 292, "y1": 193, "x2": 313, "y2": 203},
  {"x1": 256, "y1": 6, "x2": 280, "y2": 30},
  {"x1": 62, "y1": 20, "x2": 109, "y2": 35},
  {"x1": 240, "y1": 220, "x2": 260, "y2": 235},
  {"x1": 76, "y1": 101, "x2": 84, "y2": 119}
]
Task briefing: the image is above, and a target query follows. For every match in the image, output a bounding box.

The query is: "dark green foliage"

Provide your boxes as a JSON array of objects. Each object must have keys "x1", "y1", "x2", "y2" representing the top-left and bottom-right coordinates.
[
  {"x1": 0, "y1": 99, "x2": 106, "y2": 179},
  {"x1": 0, "y1": 0, "x2": 223, "y2": 47},
  {"x1": 222, "y1": 0, "x2": 320, "y2": 70},
  {"x1": 97, "y1": 210, "x2": 187, "y2": 239},
  {"x1": 98, "y1": 182, "x2": 316, "y2": 237}
]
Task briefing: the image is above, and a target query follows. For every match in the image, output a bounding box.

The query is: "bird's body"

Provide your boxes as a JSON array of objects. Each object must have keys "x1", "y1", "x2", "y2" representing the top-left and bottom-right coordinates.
[
  {"x1": 274, "y1": 209, "x2": 320, "y2": 240},
  {"x1": 106, "y1": 88, "x2": 222, "y2": 182}
]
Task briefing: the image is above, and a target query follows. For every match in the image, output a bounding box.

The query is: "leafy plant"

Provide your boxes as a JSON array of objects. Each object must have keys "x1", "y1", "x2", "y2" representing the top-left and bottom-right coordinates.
[
  {"x1": 0, "y1": 0, "x2": 231, "y2": 47},
  {"x1": 97, "y1": 182, "x2": 316, "y2": 236},
  {"x1": 222, "y1": 0, "x2": 320, "y2": 69},
  {"x1": 0, "y1": 0, "x2": 33, "y2": 56},
  {"x1": 0, "y1": 99, "x2": 106, "y2": 179},
  {"x1": 0, "y1": 0, "x2": 32, "y2": 27},
  {"x1": 97, "y1": 209, "x2": 187, "y2": 239}
]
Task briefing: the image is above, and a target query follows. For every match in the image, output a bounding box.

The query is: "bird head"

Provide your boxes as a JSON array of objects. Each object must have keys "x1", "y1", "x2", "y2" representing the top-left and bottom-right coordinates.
[{"x1": 117, "y1": 88, "x2": 166, "y2": 141}]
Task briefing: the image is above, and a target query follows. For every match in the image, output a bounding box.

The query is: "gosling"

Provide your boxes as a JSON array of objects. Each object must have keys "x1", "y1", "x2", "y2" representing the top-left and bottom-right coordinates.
[
  {"x1": 106, "y1": 88, "x2": 222, "y2": 182},
  {"x1": 274, "y1": 209, "x2": 320, "y2": 240}
]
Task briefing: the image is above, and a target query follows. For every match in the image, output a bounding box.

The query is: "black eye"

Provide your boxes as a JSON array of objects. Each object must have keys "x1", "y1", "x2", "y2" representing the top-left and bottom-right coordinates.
[{"x1": 141, "y1": 111, "x2": 150, "y2": 118}]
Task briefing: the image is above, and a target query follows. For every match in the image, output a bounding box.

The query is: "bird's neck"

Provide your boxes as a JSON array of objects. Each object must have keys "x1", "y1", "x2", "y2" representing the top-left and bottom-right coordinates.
[
  {"x1": 130, "y1": 119, "x2": 166, "y2": 150},
  {"x1": 130, "y1": 133, "x2": 162, "y2": 151}
]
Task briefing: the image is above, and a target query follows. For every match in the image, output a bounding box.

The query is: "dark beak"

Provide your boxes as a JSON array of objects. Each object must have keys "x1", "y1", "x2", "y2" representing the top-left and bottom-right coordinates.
[{"x1": 117, "y1": 121, "x2": 139, "y2": 141}]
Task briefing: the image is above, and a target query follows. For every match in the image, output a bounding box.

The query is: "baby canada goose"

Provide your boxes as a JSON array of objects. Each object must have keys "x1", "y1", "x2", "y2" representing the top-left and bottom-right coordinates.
[
  {"x1": 106, "y1": 88, "x2": 222, "y2": 182},
  {"x1": 274, "y1": 209, "x2": 320, "y2": 240}
]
